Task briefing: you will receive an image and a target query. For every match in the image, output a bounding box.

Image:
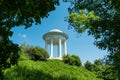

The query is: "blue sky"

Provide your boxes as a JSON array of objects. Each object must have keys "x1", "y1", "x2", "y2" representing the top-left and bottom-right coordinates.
[{"x1": 10, "y1": 1, "x2": 108, "y2": 64}]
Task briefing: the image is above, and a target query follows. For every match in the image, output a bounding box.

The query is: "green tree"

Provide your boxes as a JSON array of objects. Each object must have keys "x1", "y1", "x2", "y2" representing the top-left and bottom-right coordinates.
[
  {"x1": 94, "y1": 59, "x2": 102, "y2": 66},
  {"x1": 100, "y1": 65, "x2": 117, "y2": 80},
  {"x1": 0, "y1": 0, "x2": 59, "y2": 79},
  {"x1": 93, "y1": 59, "x2": 103, "y2": 78},
  {"x1": 84, "y1": 60, "x2": 93, "y2": 71},
  {"x1": 108, "y1": 49, "x2": 120, "y2": 79},
  {"x1": 84, "y1": 59, "x2": 103, "y2": 73},
  {"x1": 64, "y1": 0, "x2": 120, "y2": 79},
  {"x1": 84, "y1": 59, "x2": 116, "y2": 79},
  {"x1": 0, "y1": 40, "x2": 19, "y2": 79}
]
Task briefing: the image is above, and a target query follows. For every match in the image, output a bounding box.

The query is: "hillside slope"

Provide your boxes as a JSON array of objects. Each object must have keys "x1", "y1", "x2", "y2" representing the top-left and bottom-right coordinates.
[{"x1": 4, "y1": 59, "x2": 102, "y2": 80}]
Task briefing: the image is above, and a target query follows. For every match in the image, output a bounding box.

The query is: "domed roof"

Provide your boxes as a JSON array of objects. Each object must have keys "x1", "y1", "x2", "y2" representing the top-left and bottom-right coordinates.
[
  {"x1": 43, "y1": 29, "x2": 68, "y2": 40},
  {"x1": 49, "y1": 29, "x2": 63, "y2": 33}
]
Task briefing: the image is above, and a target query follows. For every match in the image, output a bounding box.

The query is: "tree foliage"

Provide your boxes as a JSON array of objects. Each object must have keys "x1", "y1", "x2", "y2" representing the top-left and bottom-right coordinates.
[
  {"x1": 84, "y1": 59, "x2": 117, "y2": 79},
  {"x1": 94, "y1": 59, "x2": 102, "y2": 66},
  {"x1": 0, "y1": 0, "x2": 59, "y2": 28},
  {"x1": 68, "y1": 10, "x2": 99, "y2": 33},
  {"x1": 66, "y1": 0, "x2": 119, "y2": 52},
  {"x1": 100, "y1": 65, "x2": 117, "y2": 80},
  {"x1": 0, "y1": 0, "x2": 59, "y2": 79},
  {"x1": 108, "y1": 49, "x2": 120, "y2": 79},
  {"x1": 0, "y1": 40, "x2": 19, "y2": 79},
  {"x1": 84, "y1": 60, "x2": 93, "y2": 71},
  {"x1": 64, "y1": 0, "x2": 120, "y2": 79}
]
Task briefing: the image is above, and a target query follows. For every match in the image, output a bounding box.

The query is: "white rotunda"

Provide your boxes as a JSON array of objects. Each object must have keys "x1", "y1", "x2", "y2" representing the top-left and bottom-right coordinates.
[{"x1": 43, "y1": 29, "x2": 68, "y2": 59}]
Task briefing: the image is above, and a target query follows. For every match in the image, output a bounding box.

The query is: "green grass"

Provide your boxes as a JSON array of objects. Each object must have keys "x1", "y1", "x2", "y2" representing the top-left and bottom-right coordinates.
[{"x1": 4, "y1": 56, "x2": 102, "y2": 80}]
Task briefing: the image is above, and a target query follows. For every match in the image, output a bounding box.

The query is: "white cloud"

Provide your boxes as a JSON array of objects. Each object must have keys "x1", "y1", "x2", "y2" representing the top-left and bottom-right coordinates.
[
  {"x1": 18, "y1": 33, "x2": 27, "y2": 38},
  {"x1": 21, "y1": 34, "x2": 27, "y2": 38}
]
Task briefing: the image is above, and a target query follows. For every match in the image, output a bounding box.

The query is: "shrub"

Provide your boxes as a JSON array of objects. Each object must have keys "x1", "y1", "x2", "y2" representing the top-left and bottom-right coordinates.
[
  {"x1": 63, "y1": 55, "x2": 81, "y2": 66},
  {"x1": 26, "y1": 46, "x2": 49, "y2": 61},
  {"x1": 20, "y1": 43, "x2": 49, "y2": 61}
]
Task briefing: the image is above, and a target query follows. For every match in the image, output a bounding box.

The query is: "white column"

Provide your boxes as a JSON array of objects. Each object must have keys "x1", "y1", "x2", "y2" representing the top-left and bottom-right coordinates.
[
  {"x1": 58, "y1": 46, "x2": 59, "y2": 57},
  {"x1": 64, "y1": 40, "x2": 67, "y2": 55},
  {"x1": 45, "y1": 40, "x2": 48, "y2": 51},
  {"x1": 58, "y1": 38, "x2": 62, "y2": 58},
  {"x1": 50, "y1": 38, "x2": 53, "y2": 58}
]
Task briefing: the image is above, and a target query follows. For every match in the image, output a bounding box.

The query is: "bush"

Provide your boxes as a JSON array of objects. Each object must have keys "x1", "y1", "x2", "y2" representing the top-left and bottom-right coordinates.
[
  {"x1": 20, "y1": 43, "x2": 49, "y2": 61},
  {"x1": 63, "y1": 55, "x2": 81, "y2": 66},
  {"x1": 26, "y1": 46, "x2": 49, "y2": 61}
]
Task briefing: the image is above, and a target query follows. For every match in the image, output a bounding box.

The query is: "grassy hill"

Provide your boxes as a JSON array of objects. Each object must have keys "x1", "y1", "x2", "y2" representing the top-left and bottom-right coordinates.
[{"x1": 4, "y1": 56, "x2": 102, "y2": 80}]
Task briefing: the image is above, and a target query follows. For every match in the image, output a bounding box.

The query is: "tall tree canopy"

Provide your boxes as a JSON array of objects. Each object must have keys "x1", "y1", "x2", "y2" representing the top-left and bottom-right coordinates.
[
  {"x1": 64, "y1": 0, "x2": 120, "y2": 79},
  {"x1": 65, "y1": 0, "x2": 120, "y2": 52},
  {"x1": 0, "y1": 0, "x2": 59, "y2": 79}
]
